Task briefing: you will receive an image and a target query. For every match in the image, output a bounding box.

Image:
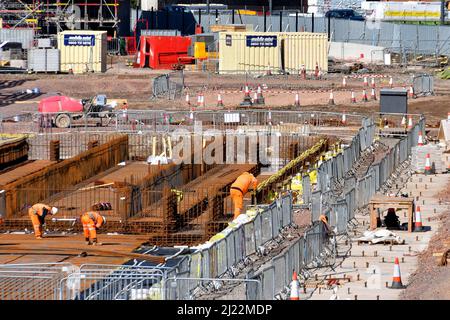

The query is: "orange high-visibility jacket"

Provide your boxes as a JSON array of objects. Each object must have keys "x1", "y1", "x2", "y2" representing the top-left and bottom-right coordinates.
[
  {"x1": 30, "y1": 204, "x2": 52, "y2": 217},
  {"x1": 81, "y1": 211, "x2": 104, "y2": 229},
  {"x1": 231, "y1": 172, "x2": 258, "y2": 195}
]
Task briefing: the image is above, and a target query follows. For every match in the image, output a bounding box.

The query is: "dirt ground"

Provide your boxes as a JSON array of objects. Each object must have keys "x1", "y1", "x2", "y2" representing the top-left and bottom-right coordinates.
[
  {"x1": 401, "y1": 181, "x2": 450, "y2": 300},
  {"x1": 1, "y1": 62, "x2": 450, "y2": 127}
]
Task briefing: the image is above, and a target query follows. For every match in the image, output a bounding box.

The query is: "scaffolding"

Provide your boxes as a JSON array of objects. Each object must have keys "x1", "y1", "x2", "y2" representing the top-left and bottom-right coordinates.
[{"x1": 0, "y1": 0, "x2": 119, "y2": 33}]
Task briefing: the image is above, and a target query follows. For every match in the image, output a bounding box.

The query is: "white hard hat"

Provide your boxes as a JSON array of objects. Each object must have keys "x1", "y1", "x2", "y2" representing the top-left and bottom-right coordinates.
[{"x1": 51, "y1": 207, "x2": 58, "y2": 215}]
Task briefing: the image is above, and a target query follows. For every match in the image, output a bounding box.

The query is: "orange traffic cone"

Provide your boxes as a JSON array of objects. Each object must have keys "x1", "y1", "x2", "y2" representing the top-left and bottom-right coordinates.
[
  {"x1": 363, "y1": 76, "x2": 368, "y2": 87},
  {"x1": 342, "y1": 77, "x2": 347, "y2": 87},
  {"x1": 371, "y1": 77, "x2": 375, "y2": 88},
  {"x1": 290, "y1": 271, "x2": 300, "y2": 300},
  {"x1": 409, "y1": 86, "x2": 415, "y2": 99},
  {"x1": 389, "y1": 258, "x2": 406, "y2": 289},
  {"x1": 240, "y1": 84, "x2": 253, "y2": 106},
  {"x1": 255, "y1": 85, "x2": 265, "y2": 105},
  {"x1": 389, "y1": 76, "x2": 393, "y2": 88},
  {"x1": 294, "y1": 93, "x2": 300, "y2": 107},
  {"x1": 328, "y1": 91, "x2": 335, "y2": 105},
  {"x1": 266, "y1": 63, "x2": 272, "y2": 76},
  {"x1": 414, "y1": 206, "x2": 423, "y2": 232},
  {"x1": 252, "y1": 92, "x2": 258, "y2": 104},
  {"x1": 424, "y1": 153, "x2": 432, "y2": 175},
  {"x1": 351, "y1": 91, "x2": 356, "y2": 103},
  {"x1": 362, "y1": 89, "x2": 368, "y2": 102},
  {"x1": 244, "y1": 84, "x2": 250, "y2": 97},
  {"x1": 186, "y1": 93, "x2": 190, "y2": 106},
  {"x1": 217, "y1": 93, "x2": 224, "y2": 107},
  {"x1": 418, "y1": 131, "x2": 424, "y2": 146},
  {"x1": 407, "y1": 116, "x2": 413, "y2": 129},
  {"x1": 301, "y1": 64, "x2": 306, "y2": 79},
  {"x1": 371, "y1": 88, "x2": 377, "y2": 100},
  {"x1": 342, "y1": 111, "x2": 347, "y2": 125},
  {"x1": 401, "y1": 115, "x2": 406, "y2": 128}
]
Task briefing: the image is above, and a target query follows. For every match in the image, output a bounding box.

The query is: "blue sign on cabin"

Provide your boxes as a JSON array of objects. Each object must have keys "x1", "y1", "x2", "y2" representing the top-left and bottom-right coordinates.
[
  {"x1": 246, "y1": 35, "x2": 277, "y2": 47},
  {"x1": 63, "y1": 35, "x2": 96, "y2": 46}
]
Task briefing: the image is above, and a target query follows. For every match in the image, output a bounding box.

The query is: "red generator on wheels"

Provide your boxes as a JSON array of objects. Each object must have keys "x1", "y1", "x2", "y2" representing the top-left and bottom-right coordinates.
[{"x1": 139, "y1": 36, "x2": 193, "y2": 69}]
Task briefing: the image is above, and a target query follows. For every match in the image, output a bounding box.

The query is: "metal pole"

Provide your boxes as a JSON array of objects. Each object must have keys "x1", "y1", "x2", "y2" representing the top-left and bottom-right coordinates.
[
  {"x1": 150, "y1": 7, "x2": 154, "y2": 29},
  {"x1": 327, "y1": 15, "x2": 331, "y2": 41},
  {"x1": 199, "y1": 8, "x2": 202, "y2": 25},
  {"x1": 263, "y1": 7, "x2": 267, "y2": 32},
  {"x1": 232, "y1": 9, "x2": 235, "y2": 24},
  {"x1": 312, "y1": 13, "x2": 315, "y2": 33},
  {"x1": 296, "y1": 11, "x2": 298, "y2": 32},
  {"x1": 279, "y1": 11, "x2": 282, "y2": 32},
  {"x1": 215, "y1": 9, "x2": 218, "y2": 24},
  {"x1": 441, "y1": 0, "x2": 445, "y2": 25}
]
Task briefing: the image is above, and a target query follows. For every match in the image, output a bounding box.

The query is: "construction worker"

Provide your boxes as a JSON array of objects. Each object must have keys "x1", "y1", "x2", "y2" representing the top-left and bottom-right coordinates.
[
  {"x1": 230, "y1": 172, "x2": 258, "y2": 220},
  {"x1": 171, "y1": 189, "x2": 184, "y2": 203},
  {"x1": 28, "y1": 203, "x2": 58, "y2": 239},
  {"x1": 319, "y1": 214, "x2": 332, "y2": 237},
  {"x1": 80, "y1": 210, "x2": 106, "y2": 245},
  {"x1": 308, "y1": 168, "x2": 318, "y2": 185},
  {"x1": 290, "y1": 173, "x2": 303, "y2": 204}
]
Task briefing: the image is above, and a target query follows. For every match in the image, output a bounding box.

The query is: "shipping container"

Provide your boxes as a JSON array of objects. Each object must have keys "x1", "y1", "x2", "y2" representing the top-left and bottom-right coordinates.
[
  {"x1": 139, "y1": 35, "x2": 191, "y2": 69},
  {"x1": 57, "y1": 30, "x2": 107, "y2": 73},
  {"x1": 218, "y1": 32, "x2": 328, "y2": 74},
  {"x1": 0, "y1": 29, "x2": 35, "y2": 49}
]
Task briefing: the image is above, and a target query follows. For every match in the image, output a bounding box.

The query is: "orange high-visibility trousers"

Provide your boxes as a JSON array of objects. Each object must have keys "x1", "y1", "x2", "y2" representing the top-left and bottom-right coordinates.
[
  {"x1": 81, "y1": 215, "x2": 97, "y2": 240},
  {"x1": 28, "y1": 210, "x2": 43, "y2": 238},
  {"x1": 230, "y1": 188, "x2": 244, "y2": 219}
]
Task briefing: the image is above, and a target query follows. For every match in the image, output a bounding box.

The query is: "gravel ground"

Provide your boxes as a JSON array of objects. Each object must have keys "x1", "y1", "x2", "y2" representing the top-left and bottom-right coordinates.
[{"x1": 401, "y1": 181, "x2": 450, "y2": 300}]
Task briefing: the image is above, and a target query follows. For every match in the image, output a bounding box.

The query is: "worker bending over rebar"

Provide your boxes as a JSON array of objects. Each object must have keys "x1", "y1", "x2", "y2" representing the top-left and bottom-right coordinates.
[
  {"x1": 28, "y1": 203, "x2": 58, "y2": 239},
  {"x1": 230, "y1": 172, "x2": 258, "y2": 220},
  {"x1": 80, "y1": 209, "x2": 107, "y2": 246}
]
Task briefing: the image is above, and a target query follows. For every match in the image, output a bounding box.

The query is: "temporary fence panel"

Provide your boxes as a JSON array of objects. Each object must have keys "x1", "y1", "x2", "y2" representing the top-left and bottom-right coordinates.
[
  {"x1": 261, "y1": 266, "x2": 275, "y2": 300},
  {"x1": 302, "y1": 174, "x2": 311, "y2": 205},
  {"x1": 261, "y1": 207, "x2": 273, "y2": 244},
  {"x1": 244, "y1": 221, "x2": 257, "y2": 256},
  {"x1": 413, "y1": 74, "x2": 434, "y2": 96},
  {"x1": 272, "y1": 255, "x2": 287, "y2": 296},
  {"x1": 216, "y1": 239, "x2": 229, "y2": 272},
  {"x1": 311, "y1": 191, "x2": 321, "y2": 222}
]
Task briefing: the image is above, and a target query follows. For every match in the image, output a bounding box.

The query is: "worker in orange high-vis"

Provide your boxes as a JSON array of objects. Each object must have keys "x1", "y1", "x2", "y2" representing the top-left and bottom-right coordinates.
[
  {"x1": 230, "y1": 172, "x2": 258, "y2": 220},
  {"x1": 28, "y1": 203, "x2": 58, "y2": 239},
  {"x1": 80, "y1": 210, "x2": 106, "y2": 245}
]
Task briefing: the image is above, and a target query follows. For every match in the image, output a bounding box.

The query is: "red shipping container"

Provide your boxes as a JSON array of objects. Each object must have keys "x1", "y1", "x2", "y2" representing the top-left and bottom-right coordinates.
[{"x1": 139, "y1": 36, "x2": 192, "y2": 69}]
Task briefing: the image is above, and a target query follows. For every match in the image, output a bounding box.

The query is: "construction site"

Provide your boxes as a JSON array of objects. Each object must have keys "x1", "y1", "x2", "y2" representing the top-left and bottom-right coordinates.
[{"x1": 0, "y1": 1, "x2": 449, "y2": 303}]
